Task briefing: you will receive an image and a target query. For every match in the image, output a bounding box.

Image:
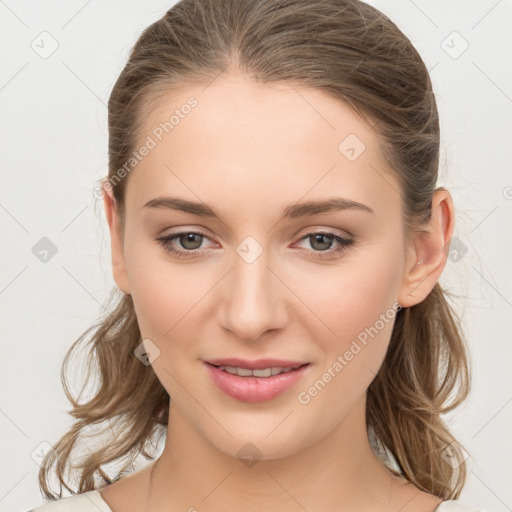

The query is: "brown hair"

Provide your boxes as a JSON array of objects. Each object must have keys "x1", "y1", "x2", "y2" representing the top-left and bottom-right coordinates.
[{"x1": 39, "y1": 0, "x2": 470, "y2": 501}]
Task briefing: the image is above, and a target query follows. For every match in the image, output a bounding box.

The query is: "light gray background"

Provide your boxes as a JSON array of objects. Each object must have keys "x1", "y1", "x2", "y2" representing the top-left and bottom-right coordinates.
[{"x1": 1, "y1": 1, "x2": 511, "y2": 511}]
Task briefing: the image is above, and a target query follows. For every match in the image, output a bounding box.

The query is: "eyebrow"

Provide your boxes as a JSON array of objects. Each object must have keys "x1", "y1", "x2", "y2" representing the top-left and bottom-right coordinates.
[{"x1": 142, "y1": 196, "x2": 374, "y2": 220}]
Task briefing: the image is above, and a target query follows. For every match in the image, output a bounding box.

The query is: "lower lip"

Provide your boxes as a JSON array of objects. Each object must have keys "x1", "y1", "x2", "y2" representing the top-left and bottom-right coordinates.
[{"x1": 204, "y1": 362, "x2": 310, "y2": 403}]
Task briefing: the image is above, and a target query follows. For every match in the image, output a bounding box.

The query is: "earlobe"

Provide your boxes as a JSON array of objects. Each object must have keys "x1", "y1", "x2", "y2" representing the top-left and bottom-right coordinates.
[
  {"x1": 398, "y1": 188, "x2": 455, "y2": 308},
  {"x1": 102, "y1": 180, "x2": 131, "y2": 295}
]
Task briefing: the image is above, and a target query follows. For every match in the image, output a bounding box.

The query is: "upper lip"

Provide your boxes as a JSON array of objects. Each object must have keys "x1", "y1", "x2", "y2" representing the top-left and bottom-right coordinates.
[{"x1": 204, "y1": 358, "x2": 310, "y2": 370}]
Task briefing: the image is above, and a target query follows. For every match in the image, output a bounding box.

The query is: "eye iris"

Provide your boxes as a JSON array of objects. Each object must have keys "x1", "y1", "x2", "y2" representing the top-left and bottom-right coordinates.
[
  {"x1": 180, "y1": 233, "x2": 202, "y2": 250},
  {"x1": 310, "y1": 234, "x2": 332, "y2": 251}
]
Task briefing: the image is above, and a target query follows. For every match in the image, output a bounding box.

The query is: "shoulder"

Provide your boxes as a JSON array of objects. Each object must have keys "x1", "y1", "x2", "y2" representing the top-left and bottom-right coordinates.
[
  {"x1": 435, "y1": 500, "x2": 491, "y2": 512},
  {"x1": 26, "y1": 490, "x2": 112, "y2": 512}
]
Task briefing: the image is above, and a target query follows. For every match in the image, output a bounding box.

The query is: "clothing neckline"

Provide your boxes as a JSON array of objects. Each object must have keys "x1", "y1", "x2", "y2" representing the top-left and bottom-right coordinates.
[
  {"x1": 90, "y1": 489, "x2": 113, "y2": 511},
  {"x1": 90, "y1": 490, "x2": 462, "y2": 512}
]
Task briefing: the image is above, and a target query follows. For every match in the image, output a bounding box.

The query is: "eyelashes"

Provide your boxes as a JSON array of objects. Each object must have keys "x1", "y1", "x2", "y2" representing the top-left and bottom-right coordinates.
[{"x1": 156, "y1": 229, "x2": 355, "y2": 260}]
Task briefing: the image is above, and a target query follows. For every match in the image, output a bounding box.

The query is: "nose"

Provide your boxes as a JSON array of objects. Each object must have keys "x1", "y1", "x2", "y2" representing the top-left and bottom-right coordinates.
[{"x1": 219, "y1": 241, "x2": 288, "y2": 343}]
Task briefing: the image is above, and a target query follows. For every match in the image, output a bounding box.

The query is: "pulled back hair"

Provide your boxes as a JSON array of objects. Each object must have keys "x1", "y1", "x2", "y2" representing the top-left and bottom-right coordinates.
[{"x1": 39, "y1": 0, "x2": 471, "y2": 501}]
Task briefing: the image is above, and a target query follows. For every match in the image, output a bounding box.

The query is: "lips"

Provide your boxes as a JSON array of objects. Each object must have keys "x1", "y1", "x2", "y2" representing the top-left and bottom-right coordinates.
[
  {"x1": 204, "y1": 357, "x2": 309, "y2": 370},
  {"x1": 203, "y1": 360, "x2": 311, "y2": 402}
]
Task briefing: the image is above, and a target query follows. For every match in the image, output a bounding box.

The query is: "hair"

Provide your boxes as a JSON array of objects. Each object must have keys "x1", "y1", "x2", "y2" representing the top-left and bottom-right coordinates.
[{"x1": 39, "y1": 0, "x2": 471, "y2": 502}]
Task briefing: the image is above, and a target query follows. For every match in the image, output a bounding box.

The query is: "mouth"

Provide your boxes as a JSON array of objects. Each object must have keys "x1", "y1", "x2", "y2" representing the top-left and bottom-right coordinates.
[
  {"x1": 206, "y1": 362, "x2": 309, "y2": 377},
  {"x1": 203, "y1": 361, "x2": 311, "y2": 403}
]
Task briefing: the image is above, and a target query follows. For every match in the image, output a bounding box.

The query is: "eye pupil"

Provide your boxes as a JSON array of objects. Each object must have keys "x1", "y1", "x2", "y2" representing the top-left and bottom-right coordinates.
[
  {"x1": 310, "y1": 234, "x2": 332, "y2": 251},
  {"x1": 180, "y1": 233, "x2": 202, "y2": 249}
]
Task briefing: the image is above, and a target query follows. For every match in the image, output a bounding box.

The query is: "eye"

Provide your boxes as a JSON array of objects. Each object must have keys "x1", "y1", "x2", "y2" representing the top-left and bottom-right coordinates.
[
  {"x1": 156, "y1": 230, "x2": 214, "y2": 258},
  {"x1": 156, "y1": 229, "x2": 355, "y2": 259},
  {"x1": 294, "y1": 231, "x2": 354, "y2": 259}
]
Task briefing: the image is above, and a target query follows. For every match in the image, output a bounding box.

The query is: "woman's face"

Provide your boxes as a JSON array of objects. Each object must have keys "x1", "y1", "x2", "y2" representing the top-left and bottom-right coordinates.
[{"x1": 107, "y1": 73, "x2": 421, "y2": 460}]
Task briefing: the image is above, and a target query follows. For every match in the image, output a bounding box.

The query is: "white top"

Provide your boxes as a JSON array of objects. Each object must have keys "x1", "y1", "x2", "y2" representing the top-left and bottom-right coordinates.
[{"x1": 27, "y1": 490, "x2": 490, "y2": 511}]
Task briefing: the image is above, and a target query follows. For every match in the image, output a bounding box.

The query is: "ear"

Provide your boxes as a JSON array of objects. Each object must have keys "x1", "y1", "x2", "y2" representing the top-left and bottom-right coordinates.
[
  {"x1": 398, "y1": 187, "x2": 455, "y2": 308},
  {"x1": 102, "y1": 180, "x2": 131, "y2": 295}
]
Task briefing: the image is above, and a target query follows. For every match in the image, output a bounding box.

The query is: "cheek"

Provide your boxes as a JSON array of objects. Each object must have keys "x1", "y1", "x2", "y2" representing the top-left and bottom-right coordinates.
[
  {"x1": 124, "y1": 238, "x2": 211, "y2": 340},
  {"x1": 293, "y1": 247, "x2": 403, "y2": 341},
  {"x1": 289, "y1": 244, "x2": 404, "y2": 390}
]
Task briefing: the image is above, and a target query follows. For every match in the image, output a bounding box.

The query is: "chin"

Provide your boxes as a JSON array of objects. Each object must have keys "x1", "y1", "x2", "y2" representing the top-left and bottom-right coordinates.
[{"x1": 199, "y1": 418, "x2": 320, "y2": 465}]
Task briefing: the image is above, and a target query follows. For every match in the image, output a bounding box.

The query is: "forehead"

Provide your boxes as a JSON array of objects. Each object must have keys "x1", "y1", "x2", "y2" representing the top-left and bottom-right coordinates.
[{"x1": 124, "y1": 73, "x2": 401, "y2": 221}]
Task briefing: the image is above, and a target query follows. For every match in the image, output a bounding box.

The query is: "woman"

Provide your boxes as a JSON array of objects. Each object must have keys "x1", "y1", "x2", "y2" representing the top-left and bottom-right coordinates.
[{"x1": 29, "y1": 0, "x2": 484, "y2": 510}]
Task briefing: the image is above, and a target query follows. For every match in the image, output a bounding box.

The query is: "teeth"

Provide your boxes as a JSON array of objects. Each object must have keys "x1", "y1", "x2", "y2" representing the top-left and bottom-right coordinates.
[{"x1": 218, "y1": 365, "x2": 296, "y2": 377}]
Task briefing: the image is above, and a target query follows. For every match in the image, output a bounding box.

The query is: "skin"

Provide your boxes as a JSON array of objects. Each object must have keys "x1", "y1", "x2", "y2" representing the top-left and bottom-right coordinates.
[{"x1": 101, "y1": 72, "x2": 454, "y2": 511}]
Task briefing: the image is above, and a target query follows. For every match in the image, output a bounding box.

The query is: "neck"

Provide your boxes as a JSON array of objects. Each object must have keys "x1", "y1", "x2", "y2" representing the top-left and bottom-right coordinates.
[{"x1": 148, "y1": 394, "x2": 412, "y2": 512}]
